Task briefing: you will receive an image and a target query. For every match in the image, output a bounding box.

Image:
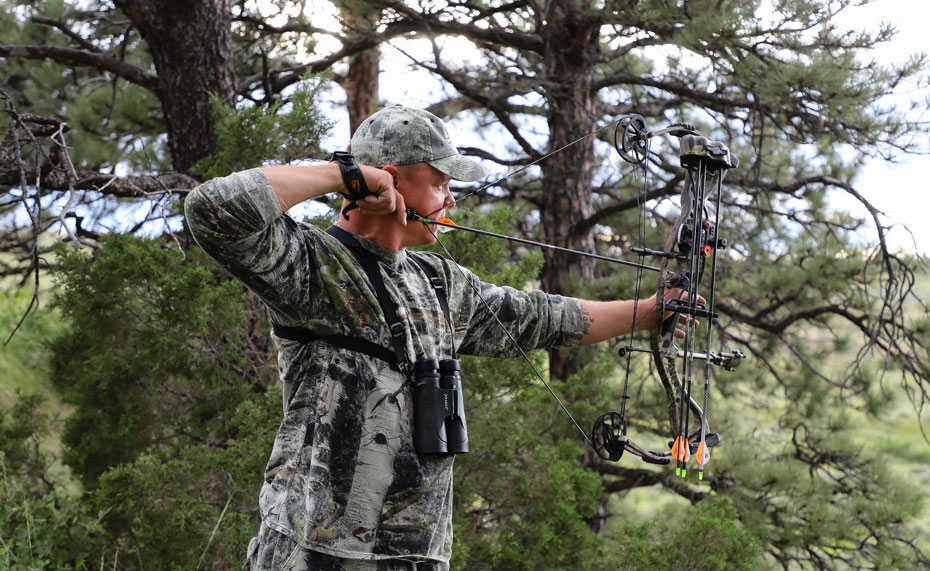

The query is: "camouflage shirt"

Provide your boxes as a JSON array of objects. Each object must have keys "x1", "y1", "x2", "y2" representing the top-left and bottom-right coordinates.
[{"x1": 184, "y1": 169, "x2": 584, "y2": 563}]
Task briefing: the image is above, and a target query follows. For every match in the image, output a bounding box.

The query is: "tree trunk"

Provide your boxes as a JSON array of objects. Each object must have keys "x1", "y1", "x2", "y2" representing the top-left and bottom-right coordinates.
[
  {"x1": 538, "y1": 0, "x2": 609, "y2": 534},
  {"x1": 539, "y1": 0, "x2": 600, "y2": 382},
  {"x1": 335, "y1": 2, "x2": 383, "y2": 137},
  {"x1": 114, "y1": 0, "x2": 236, "y2": 173},
  {"x1": 343, "y1": 49, "x2": 380, "y2": 137}
]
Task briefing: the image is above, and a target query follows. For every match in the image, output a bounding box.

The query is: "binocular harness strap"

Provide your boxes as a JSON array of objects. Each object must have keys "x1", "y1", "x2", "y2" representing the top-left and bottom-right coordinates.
[{"x1": 271, "y1": 226, "x2": 452, "y2": 377}]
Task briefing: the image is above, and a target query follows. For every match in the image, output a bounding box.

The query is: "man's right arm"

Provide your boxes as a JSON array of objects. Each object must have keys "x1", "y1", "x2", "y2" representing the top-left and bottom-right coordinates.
[
  {"x1": 184, "y1": 167, "x2": 330, "y2": 321},
  {"x1": 183, "y1": 163, "x2": 404, "y2": 318},
  {"x1": 262, "y1": 163, "x2": 407, "y2": 225}
]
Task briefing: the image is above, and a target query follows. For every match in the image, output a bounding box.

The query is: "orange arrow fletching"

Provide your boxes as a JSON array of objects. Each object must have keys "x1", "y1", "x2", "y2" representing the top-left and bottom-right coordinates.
[
  {"x1": 671, "y1": 436, "x2": 690, "y2": 462},
  {"x1": 436, "y1": 218, "x2": 457, "y2": 227},
  {"x1": 696, "y1": 442, "x2": 709, "y2": 465}
]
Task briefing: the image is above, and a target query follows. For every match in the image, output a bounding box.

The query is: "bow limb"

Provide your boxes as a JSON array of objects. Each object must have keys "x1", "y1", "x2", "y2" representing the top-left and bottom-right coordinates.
[
  {"x1": 608, "y1": 393, "x2": 710, "y2": 465},
  {"x1": 651, "y1": 175, "x2": 695, "y2": 438}
]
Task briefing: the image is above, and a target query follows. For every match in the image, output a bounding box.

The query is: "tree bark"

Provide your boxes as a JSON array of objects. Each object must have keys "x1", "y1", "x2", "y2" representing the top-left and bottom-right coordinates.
[
  {"x1": 342, "y1": 48, "x2": 380, "y2": 137},
  {"x1": 538, "y1": 0, "x2": 600, "y2": 382},
  {"x1": 114, "y1": 0, "x2": 236, "y2": 173},
  {"x1": 335, "y1": 2, "x2": 383, "y2": 138},
  {"x1": 537, "y1": 0, "x2": 607, "y2": 534}
]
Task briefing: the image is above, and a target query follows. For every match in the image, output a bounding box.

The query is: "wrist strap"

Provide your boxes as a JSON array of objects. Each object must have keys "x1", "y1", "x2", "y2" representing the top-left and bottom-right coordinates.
[
  {"x1": 330, "y1": 151, "x2": 372, "y2": 201},
  {"x1": 330, "y1": 151, "x2": 374, "y2": 221}
]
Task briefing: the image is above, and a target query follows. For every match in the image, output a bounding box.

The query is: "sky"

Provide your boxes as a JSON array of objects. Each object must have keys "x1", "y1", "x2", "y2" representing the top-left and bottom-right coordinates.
[
  {"x1": 309, "y1": 0, "x2": 930, "y2": 257},
  {"x1": 831, "y1": 1, "x2": 930, "y2": 256}
]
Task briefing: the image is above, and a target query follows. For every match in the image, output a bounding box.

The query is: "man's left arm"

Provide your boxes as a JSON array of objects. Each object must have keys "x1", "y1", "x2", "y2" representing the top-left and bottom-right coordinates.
[{"x1": 578, "y1": 293, "x2": 697, "y2": 345}]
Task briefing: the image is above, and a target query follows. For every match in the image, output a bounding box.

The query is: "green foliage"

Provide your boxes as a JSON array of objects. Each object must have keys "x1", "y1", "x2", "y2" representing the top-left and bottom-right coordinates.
[
  {"x1": 0, "y1": 234, "x2": 283, "y2": 567},
  {"x1": 0, "y1": 393, "x2": 57, "y2": 496},
  {"x1": 1, "y1": 284, "x2": 68, "y2": 406},
  {"x1": 611, "y1": 496, "x2": 763, "y2": 570},
  {"x1": 0, "y1": 453, "x2": 106, "y2": 571},
  {"x1": 47, "y1": 234, "x2": 273, "y2": 487},
  {"x1": 90, "y1": 388, "x2": 280, "y2": 569},
  {"x1": 0, "y1": 2, "x2": 170, "y2": 172},
  {"x1": 192, "y1": 73, "x2": 334, "y2": 179},
  {"x1": 710, "y1": 416, "x2": 930, "y2": 568}
]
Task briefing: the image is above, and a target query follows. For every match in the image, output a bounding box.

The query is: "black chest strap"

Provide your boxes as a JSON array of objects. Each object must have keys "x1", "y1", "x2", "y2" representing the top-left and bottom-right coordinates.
[{"x1": 271, "y1": 225, "x2": 451, "y2": 375}]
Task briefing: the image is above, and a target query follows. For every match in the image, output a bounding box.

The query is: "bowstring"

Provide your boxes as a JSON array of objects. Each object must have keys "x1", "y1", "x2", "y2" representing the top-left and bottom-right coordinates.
[
  {"x1": 423, "y1": 118, "x2": 625, "y2": 220},
  {"x1": 424, "y1": 224, "x2": 597, "y2": 450},
  {"x1": 618, "y1": 136, "x2": 651, "y2": 425}
]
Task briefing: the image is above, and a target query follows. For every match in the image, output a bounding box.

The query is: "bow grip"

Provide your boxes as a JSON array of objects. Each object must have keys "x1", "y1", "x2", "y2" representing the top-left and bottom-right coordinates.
[{"x1": 661, "y1": 271, "x2": 691, "y2": 338}]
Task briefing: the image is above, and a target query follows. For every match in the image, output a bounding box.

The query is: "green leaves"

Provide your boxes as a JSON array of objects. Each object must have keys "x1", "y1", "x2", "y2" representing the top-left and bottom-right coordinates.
[
  {"x1": 191, "y1": 72, "x2": 334, "y2": 180},
  {"x1": 611, "y1": 496, "x2": 764, "y2": 571},
  {"x1": 47, "y1": 234, "x2": 266, "y2": 486},
  {"x1": 0, "y1": 453, "x2": 106, "y2": 571}
]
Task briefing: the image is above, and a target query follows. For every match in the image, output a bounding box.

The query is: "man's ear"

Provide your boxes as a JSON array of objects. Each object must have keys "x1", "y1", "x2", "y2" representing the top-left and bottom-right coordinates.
[{"x1": 382, "y1": 165, "x2": 400, "y2": 189}]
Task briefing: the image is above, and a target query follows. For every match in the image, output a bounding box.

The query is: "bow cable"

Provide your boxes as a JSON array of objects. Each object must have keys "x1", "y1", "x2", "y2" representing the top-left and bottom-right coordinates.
[{"x1": 422, "y1": 118, "x2": 626, "y2": 221}]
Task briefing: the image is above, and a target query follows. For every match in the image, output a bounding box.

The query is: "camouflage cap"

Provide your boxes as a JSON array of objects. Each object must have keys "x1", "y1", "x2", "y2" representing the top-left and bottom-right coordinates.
[{"x1": 349, "y1": 105, "x2": 487, "y2": 182}]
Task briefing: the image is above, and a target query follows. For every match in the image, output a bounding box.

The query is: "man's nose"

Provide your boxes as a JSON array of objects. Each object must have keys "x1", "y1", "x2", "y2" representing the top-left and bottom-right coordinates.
[{"x1": 443, "y1": 188, "x2": 455, "y2": 209}]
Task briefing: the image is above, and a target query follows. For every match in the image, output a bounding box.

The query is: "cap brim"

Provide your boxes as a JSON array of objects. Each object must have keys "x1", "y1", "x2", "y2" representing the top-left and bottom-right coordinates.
[{"x1": 428, "y1": 153, "x2": 487, "y2": 182}]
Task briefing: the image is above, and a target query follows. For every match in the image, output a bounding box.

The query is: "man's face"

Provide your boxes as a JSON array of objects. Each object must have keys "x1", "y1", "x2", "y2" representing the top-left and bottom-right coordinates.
[{"x1": 396, "y1": 162, "x2": 454, "y2": 246}]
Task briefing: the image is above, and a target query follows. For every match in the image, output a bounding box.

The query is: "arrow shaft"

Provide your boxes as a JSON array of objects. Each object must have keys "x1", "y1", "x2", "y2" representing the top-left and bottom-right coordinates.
[{"x1": 422, "y1": 218, "x2": 661, "y2": 272}]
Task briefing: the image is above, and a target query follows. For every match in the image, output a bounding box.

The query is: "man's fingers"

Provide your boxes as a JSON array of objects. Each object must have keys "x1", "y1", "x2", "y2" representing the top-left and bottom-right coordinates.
[{"x1": 672, "y1": 314, "x2": 699, "y2": 339}]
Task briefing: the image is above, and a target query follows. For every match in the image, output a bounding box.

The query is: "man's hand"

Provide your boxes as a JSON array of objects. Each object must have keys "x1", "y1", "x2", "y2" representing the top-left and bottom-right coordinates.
[
  {"x1": 664, "y1": 288, "x2": 705, "y2": 340},
  {"x1": 354, "y1": 166, "x2": 407, "y2": 226}
]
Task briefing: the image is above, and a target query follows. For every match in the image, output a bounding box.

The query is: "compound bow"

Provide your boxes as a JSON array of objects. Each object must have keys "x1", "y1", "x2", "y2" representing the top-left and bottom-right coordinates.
[
  {"x1": 408, "y1": 114, "x2": 745, "y2": 479},
  {"x1": 594, "y1": 115, "x2": 745, "y2": 478}
]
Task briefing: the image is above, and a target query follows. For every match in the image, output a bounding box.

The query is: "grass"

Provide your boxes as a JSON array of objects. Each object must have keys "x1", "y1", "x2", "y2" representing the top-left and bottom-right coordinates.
[{"x1": 1, "y1": 276, "x2": 78, "y2": 495}]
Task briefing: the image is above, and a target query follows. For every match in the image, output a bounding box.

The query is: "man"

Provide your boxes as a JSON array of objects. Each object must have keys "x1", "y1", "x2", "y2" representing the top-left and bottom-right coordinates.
[{"x1": 185, "y1": 105, "x2": 682, "y2": 570}]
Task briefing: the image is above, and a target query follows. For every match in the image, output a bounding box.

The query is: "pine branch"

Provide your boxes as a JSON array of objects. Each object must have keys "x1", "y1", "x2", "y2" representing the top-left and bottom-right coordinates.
[{"x1": 0, "y1": 44, "x2": 157, "y2": 90}]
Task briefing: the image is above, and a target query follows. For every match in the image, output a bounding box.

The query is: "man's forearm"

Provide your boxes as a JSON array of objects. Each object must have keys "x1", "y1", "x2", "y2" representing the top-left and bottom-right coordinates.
[
  {"x1": 578, "y1": 298, "x2": 658, "y2": 345},
  {"x1": 260, "y1": 163, "x2": 346, "y2": 212}
]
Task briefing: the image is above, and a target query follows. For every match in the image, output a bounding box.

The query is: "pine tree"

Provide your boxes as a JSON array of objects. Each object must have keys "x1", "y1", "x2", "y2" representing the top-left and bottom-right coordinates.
[{"x1": 1, "y1": 0, "x2": 929, "y2": 568}]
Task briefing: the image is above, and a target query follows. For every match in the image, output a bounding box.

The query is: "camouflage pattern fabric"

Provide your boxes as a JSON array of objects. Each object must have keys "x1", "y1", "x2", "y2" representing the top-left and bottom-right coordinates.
[
  {"x1": 184, "y1": 169, "x2": 583, "y2": 564},
  {"x1": 349, "y1": 106, "x2": 486, "y2": 182},
  {"x1": 247, "y1": 522, "x2": 449, "y2": 570}
]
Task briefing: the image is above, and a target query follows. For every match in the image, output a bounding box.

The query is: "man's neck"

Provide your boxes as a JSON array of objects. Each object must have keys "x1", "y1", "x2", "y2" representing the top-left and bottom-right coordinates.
[{"x1": 338, "y1": 215, "x2": 406, "y2": 250}]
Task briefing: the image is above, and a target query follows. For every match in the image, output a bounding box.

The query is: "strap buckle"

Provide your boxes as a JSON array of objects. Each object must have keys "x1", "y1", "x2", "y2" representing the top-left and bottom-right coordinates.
[
  {"x1": 428, "y1": 276, "x2": 444, "y2": 290},
  {"x1": 389, "y1": 322, "x2": 405, "y2": 338}
]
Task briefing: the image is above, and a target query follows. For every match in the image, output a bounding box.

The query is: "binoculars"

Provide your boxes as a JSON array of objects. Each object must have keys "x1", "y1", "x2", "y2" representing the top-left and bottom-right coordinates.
[{"x1": 413, "y1": 358, "x2": 469, "y2": 455}]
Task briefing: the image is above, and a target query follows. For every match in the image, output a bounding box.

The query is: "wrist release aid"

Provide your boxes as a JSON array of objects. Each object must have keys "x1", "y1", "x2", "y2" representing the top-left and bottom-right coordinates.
[{"x1": 330, "y1": 151, "x2": 373, "y2": 220}]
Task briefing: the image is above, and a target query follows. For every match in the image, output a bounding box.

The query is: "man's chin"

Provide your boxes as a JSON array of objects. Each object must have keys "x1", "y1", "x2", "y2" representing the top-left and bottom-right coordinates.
[{"x1": 404, "y1": 226, "x2": 437, "y2": 248}]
